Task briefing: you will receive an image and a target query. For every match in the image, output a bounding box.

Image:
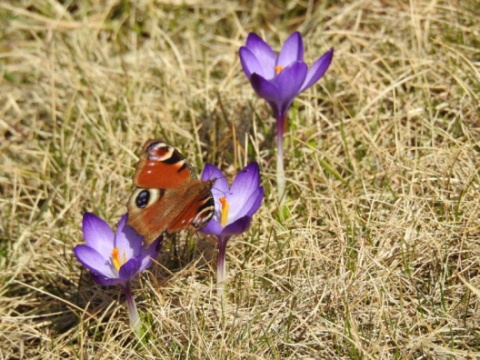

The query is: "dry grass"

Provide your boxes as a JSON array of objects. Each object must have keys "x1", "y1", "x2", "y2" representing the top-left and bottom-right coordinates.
[{"x1": 1, "y1": 0, "x2": 479, "y2": 358}]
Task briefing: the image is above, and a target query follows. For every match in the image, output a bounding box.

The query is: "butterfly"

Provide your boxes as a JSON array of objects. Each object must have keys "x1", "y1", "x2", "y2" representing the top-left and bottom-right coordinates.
[{"x1": 127, "y1": 139, "x2": 215, "y2": 246}]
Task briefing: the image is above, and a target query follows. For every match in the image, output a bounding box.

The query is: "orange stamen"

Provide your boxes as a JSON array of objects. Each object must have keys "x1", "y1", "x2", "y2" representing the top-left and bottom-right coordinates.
[
  {"x1": 111, "y1": 247, "x2": 122, "y2": 272},
  {"x1": 275, "y1": 65, "x2": 284, "y2": 74},
  {"x1": 220, "y1": 196, "x2": 230, "y2": 227}
]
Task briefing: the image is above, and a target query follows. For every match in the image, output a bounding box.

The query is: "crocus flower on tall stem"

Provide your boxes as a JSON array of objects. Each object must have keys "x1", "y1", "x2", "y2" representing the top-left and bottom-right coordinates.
[
  {"x1": 200, "y1": 162, "x2": 264, "y2": 299},
  {"x1": 240, "y1": 32, "x2": 333, "y2": 199},
  {"x1": 74, "y1": 213, "x2": 161, "y2": 336}
]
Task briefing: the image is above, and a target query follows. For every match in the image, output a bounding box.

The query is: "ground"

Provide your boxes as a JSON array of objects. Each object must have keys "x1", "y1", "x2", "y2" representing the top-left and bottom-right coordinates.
[{"x1": 1, "y1": 0, "x2": 479, "y2": 358}]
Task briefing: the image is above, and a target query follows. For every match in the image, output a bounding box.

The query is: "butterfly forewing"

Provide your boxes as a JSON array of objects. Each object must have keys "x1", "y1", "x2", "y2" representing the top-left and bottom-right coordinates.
[{"x1": 133, "y1": 140, "x2": 193, "y2": 189}]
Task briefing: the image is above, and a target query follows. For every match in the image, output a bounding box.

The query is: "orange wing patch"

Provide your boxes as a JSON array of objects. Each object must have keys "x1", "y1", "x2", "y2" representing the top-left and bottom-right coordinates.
[{"x1": 134, "y1": 140, "x2": 192, "y2": 189}]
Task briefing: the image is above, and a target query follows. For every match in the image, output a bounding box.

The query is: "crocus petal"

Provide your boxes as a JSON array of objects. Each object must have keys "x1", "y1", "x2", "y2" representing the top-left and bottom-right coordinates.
[
  {"x1": 228, "y1": 170, "x2": 261, "y2": 216},
  {"x1": 230, "y1": 162, "x2": 260, "y2": 194},
  {"x1": 221, "y1": 216, "x2": 252, "y2": 237},
  {"x1": 240, "y1": 32, "x2": 333, "y2": 124},
  {"x1": 202, "y1": 164, "x2": 229, "y2": 193},
  {"x1": 277, "y1": 32, "x2": 304, "y2": 67},
  {"x1": 119, "y1": 257, "x2": 141, "y2": 282},
  {"x1": 272, "y1": 61, "x2": 308, "y2": 120},
  {"x1": 200, "y1": 219, "x2": 224, "y2": 237},
  {"x1": 139, "y1": 236, "x2": 162, "y2": 272},
  {"x1": 74, "y1": 244, "x2": 117, "y2": 279},
  {"x1": 300, "y1": 48, "x2": 334, "y2": 92},
  {"x1": 229, "y1": 187, "x2": 264, "y2": 220},
  {"x1": 246, "y1": 187, "x2": 264, "y2": 217},
  {"x1": 115, "y1": 214, "x2": 142, "y2": 258},
  {"x1": 239, "y1": 47, "x2": 265, "y2": 79},
  {"x1": 82, "y1": 213, "x2": 114, "y2": 257},
  {"x1": 239, "y1": 187, "x2": 264, "y2": 217},
  {"x1": 91, "y1": 273, "x2": 122, "y2": 286},
  {"x1": 245, "y1": 33, "x2": 276, "y2": 79},
  {"x1": 275, "y1": 61, "x2": 308, "y2": 102},
  {"x1": 225, "y1": 163, "x2": 263, "y2": 223},
  {"x1": 250, "y1": 73, "x2": 280, "y2": 103},
  {"x1": 202, "y1": 164, "x2": 229, "y2": 220},
  {"x1": 200, "y1": 162, "x2": 262, "y2": 239}
]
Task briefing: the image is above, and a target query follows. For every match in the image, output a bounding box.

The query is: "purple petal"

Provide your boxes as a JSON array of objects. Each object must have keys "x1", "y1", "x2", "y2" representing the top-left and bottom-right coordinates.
[
  {"x1": 202, "y1": 164, "x2": 228, "y2": 192},
  {"x1": 91, "y1": 273, "x2": 122, "y2": 286},
  {"x1": 245, "y1": 33, "x2": 276, "y2": 79},
  {"x1": 139, "y1": 236, "x2": 162, "y2": 272},
  {"x1": 229, "y1": 163, "x2": 260, "y2": 207},
  {"x1": 115, "y1": 214, "x2": 142, "y2": 258},
  {"x1": 119, "y1": 257, "x2": 141, "y2": 282},
  {"x1": 300, "y1": 48, "x2": 334, "y2": 92},
  {"x1": 275, "y1": 61, "x2": 308, "y2": 103},
  {"x1": 250, "y1": 74, "x2": 280, "y2": 103},
  {"x1": 200, "y1": 218, "x2": 224, "y2": 237},
  {"x1": 269, "y1": 61, "x2": 308, "y2": 120},
  {"x1": 239, "y1": 47, "x2": 265, "y2": 79},
  {"x1": 74, "y1": 244, "x2": 117, "y2": 279},
  {"x1": 248, "y1": 187, "x2": 264, "y2": 216},
  {"x1": 82, "y1": 213, "x2": 114, "y2": 257},
  {"x1": 229, "y1": 164, "x2": 262, "y2": 216},
  {"x1": 250, "y1": 62, "x2": 308, "y2": 121},
  {"x1": 277, "y1": 32, "x2": 304, "y2": 67},
  {"x1": 230, "y1": 162, "x2": 260, "y2": 193},
  {"x1": 221, "y1": 216, "x2": 252, "y2": 237},
  {"x1": 202, "y1": 164, "x2": 228, "y2": 221},
  {"x1": 229, "y1": 187, "x2": 263, "y2": 220},
  {"x1": 200, "y1": 163, "x2": 263, "y2": 234}
]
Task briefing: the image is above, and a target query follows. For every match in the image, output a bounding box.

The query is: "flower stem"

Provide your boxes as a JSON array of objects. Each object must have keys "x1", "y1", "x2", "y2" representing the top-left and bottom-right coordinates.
[
  {"x1": 276, "y1": 117, "x2": 286, "y2": 201},
  {"x1": 124, "y1": 281, "x2": 141, "y2": 337},
  {"x1": 216, "y1": 239, "x2": 227, "y2": 299}
]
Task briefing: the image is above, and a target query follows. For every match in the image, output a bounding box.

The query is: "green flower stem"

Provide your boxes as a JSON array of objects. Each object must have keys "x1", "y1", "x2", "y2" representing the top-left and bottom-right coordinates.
[
  {"x1": 124, "y1": 281, "x2": 141, "y2": 337},
  {"x1": 276, "y1": 116, "x2": 286, "y2": 201}
]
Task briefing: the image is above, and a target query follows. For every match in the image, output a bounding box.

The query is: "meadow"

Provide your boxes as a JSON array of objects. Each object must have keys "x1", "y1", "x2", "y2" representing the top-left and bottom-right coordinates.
[{"x1": 1, "y1": 0, "x2": 479, "y2": 358}]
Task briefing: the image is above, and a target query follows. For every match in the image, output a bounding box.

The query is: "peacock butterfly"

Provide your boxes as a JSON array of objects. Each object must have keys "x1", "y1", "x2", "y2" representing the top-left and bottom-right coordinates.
[{"x1": 127, "y1": 139, "x2": 215, "y2": 246}]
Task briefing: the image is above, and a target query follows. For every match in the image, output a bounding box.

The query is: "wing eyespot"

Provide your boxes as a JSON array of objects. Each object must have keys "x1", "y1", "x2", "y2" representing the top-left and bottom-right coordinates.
[
  {"x1": 133, "y1": 189, "x2": 162, "y2": 209},
  {"x1": 135, "y1": 190, "x2": 150, "y2": 208}
]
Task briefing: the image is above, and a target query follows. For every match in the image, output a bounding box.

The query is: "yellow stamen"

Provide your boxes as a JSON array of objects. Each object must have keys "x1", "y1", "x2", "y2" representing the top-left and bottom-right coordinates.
[
  {"x1": 220, "y1": 196, "x2": 229, "y2": 227},
  {"x1": 275, "y1": 65, "x2": 284, "y2": 74},
  {"x1": 111, "y1": 247, "x2": 122, "y2": 272}
]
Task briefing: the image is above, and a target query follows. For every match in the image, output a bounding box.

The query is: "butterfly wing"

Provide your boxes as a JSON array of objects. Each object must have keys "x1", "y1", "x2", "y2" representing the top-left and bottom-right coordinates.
[
  {"x1": 133, "y1": 139, "x2": 194, "y2": 189},
  {"x1": 127, "y1": 140, "x2": 214, "y2": 246},
  {"x1": 168, "y1": 180, "x2": 215, "y2": 233}
]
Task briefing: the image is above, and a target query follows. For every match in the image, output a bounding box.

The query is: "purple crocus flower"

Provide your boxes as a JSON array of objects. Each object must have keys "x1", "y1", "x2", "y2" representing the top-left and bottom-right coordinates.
[
  {"x1": 240, "y1": 32, "x2": 333, "y2": 198},
  {"x1": 200, "y1": 162, "x2": 264, "y2": 297},
  {"x1": 74, "y1": 212, "x2": 161, "y2": 334}
]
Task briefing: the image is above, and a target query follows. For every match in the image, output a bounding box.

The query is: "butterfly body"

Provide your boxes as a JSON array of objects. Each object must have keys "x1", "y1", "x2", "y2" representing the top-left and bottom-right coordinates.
[{"x1": 127, "y1": 140, "x2": 215, "y2": 246}]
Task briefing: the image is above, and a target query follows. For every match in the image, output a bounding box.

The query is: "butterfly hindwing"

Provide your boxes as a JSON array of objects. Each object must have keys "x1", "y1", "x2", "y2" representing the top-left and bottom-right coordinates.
[{"x1": 168, "y1": 180, "x2": 216, "y2": 232}]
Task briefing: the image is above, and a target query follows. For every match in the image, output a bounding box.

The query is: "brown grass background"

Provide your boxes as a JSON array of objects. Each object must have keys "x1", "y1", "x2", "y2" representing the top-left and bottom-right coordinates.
[{"x1": 1, "y1": 0, "x2": 479, "y2": 358}]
